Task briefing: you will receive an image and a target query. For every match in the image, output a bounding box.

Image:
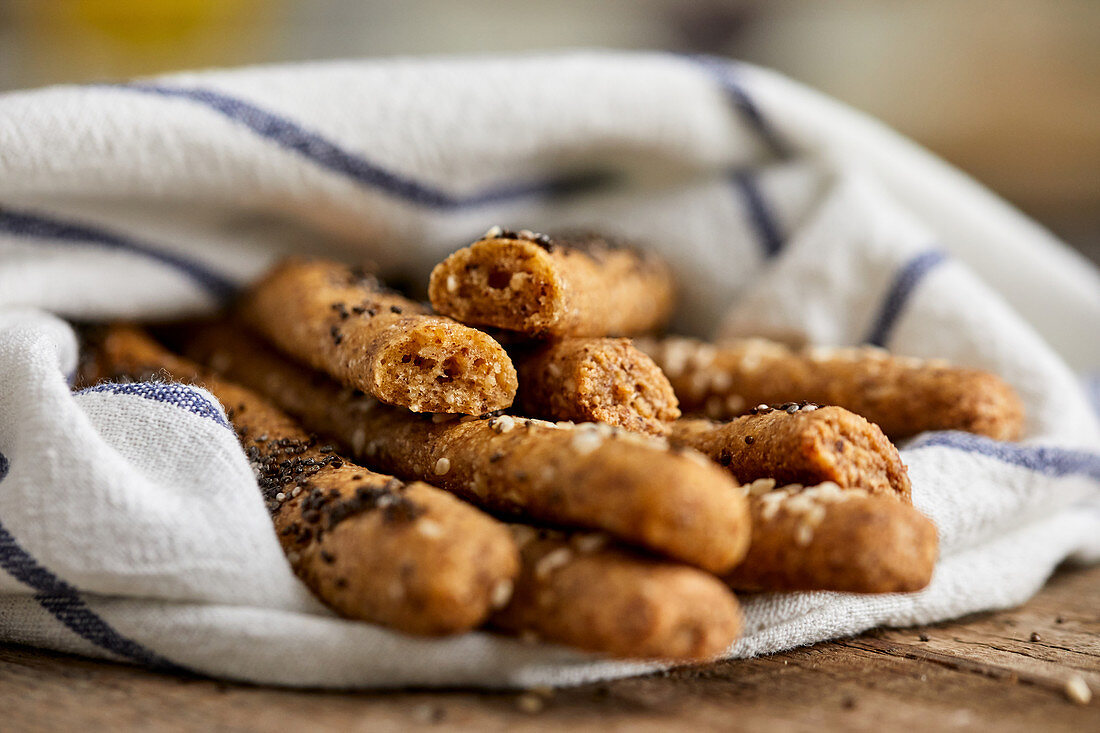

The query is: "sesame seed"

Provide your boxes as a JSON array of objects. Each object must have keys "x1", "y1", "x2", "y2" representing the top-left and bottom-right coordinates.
[
  {"x1": 484, "y1": 225, "x2": 503, "y2": 238},
  {"x1": 1065, "y1": 675, "x2": 1092, "y2": 705},
  {"x1": 490, "y1": 578, "x2": 514, "y2": 609},
  {"x1": 490, "y1": 415, "x2": 516, "y2": 434},
  {"x1": 445, "y1": 274, "x2": 458, "y2": 292},
  {"x1": 534, "y1": 547, "x2": 572, "y2": 579},
  {"x1": 746, "y1": 478, "x2": 776, "y2": 496},
  {"x1": 795, "y1": 523, "x2": 814, "y2": 546},
  {"x1": 434, "y1": 457, "x2": 451, "y2": 475},
  {"x1": 417, "y1": 518, "x2": 444, "y2": 538},
  {"x1": 571, "y1": 533, "x2": 607, "y2": 554},
  {"x1": 570, "y1": 429, "x2": 603, "y2": 456}
]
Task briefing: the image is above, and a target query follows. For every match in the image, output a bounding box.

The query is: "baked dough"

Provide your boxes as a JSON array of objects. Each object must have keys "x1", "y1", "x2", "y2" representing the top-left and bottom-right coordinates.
[
  {"x1": 514, "y1": 337, "x2": 680, "y2": 436},
  {"x1": 428, "y1": 228, "x2": 676, "y2": 337},
  {"x1": 493, "y1": 526, "x2": 743, "y2": 660},
  {"x1": 670, "y1": 404, "x2": 912, "y2": 503},
  {"x1": 239, "y1": 258, "x2": 517, "y2": 414},
  {"x1": 640, "y1": 336, "x2": 1025, "y2": 441},
  {"x1": 726, "y1": 480, "x2": 937, "y2": 593},
  {"x1": 184, "y1": 323, "x2": 751, "y2": 574}
]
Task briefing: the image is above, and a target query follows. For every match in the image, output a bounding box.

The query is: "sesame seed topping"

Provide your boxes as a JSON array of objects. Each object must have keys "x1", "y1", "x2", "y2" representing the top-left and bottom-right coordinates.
[
  {"x1": 484, "y1": 225, "x2": 503, "y2": 238},
  {"x1": 745, "y1": 478, "x2": 777, "y2": 496},
  {"x1": 1065, "y1": 675, "x2": 1092, "y2": 705},
  {"x1": 795, "y1": 523, "x2": 814, "y2": 546},
  {"x1": 417, "y1": 518, "x2": 444, "y2": 538},
  {"x1": 570, "y1": 428, "x2": 603, "y2": 456},
  {"x1": 490, "y1": 578, "x2": 514, "y2": 609},
  {"x1": 571, "y1": 533, "x2": 608, "y2": 554},
  {"x1": 490, "y1": 415, "x2": 516, "y2": 434},
  {"x1": 434, "y1": 457, "x2": 451, "y2": 475},
  {"x1": 534, "y1": 547, "x2": 572, "y2": 579}
]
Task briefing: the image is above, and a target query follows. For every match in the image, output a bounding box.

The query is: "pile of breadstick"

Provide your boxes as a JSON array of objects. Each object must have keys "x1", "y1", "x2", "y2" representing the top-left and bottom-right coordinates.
[{"x1": 78, "y1": 227, "x2": 1025, "y2": 662}]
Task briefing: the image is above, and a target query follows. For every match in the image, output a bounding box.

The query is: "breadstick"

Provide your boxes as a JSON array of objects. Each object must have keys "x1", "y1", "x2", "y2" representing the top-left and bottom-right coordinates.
[
  {"x1": 81, "y1": 326, "x2": 520, "y2": 636},
  {"x1": 639, "y1": 336, "x2": 1025, "y2": 441},
  {"x1": 492, "y1": 526, "x2": 742, "y2": 660},
  {"x1": 183, "y1": 323, "x2": 751, "y2": 574},
  {"x1": 238, "y1": 258, "x2": 517, "y2": 414},
  {"x1": 670, "y1": 404, "x2": 912, "y2": 502},
  {"x1": 727, "y1": 480, "x2": 937, "y2": 593},
  {"x1": 513, "y1": 337, "x2": 680, "y2": 436},
  {"x1": 428, "y1": 228, "x2": 676, "y2": 337}
]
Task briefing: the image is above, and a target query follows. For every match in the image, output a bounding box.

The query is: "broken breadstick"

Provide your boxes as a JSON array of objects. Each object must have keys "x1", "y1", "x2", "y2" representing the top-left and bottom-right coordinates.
[
  {"x1": 239, "y1": 258, "x2": 518, "y2": 414},
  {"x1": 80, "y1": 325, "x2": 520, "y2": 636},
  {"x1": 639, "y1": 336, "x2": 1025, "y2": 441},
  {"x1": 184, "y1": 323, "x2": 751, "y2": 574},
  {"x1": 513, "y1": 337, "x2": 680, "y2": 436},
  {"x1": 428, "y1": 228, "x2": 676, "y2": 337},
  {"x1": 670, "y1": 403, "x2": 912, "y2": 503}
]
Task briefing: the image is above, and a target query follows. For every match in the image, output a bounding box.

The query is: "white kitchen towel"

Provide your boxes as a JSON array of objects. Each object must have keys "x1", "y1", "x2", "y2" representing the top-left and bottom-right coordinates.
[{"x1": 0, "y1": 52, "x2": 1098, "y2": 689}]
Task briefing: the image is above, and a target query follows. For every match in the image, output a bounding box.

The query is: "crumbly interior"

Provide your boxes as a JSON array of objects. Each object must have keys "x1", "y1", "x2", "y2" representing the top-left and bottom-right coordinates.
[
  {"x1": 375, "y1": 320, "x2": 518, "y2": 415},
  {"x1": 802, "y1": 413, "x2": 908, "y2": 499},
  {"x1": 574, "y1": 341, "x2": 680, "y2": 435},
  {"x1": 430, "y1": 240, "x2": 560, "y2": 333}
]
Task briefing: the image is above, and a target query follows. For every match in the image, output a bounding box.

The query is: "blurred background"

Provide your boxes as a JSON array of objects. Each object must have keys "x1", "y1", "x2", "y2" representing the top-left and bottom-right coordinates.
[{"x1": 1, "y1": 0, "x2": 1097, "y2": 263}]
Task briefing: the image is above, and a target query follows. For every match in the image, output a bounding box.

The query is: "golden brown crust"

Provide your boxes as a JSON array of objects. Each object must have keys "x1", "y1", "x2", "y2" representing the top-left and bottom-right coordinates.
[
  {"x1": 428, "y1": 230, "x2": 676, "y2": 338},
  {"x1": 514, "y1": 337, "x2": 680, "y2": 436},
  {"x1": 239, "y1": 258, "x2": 517, "y2": 414},
  {"x1": 81, "y1": 326, "x2": 520, "y2": 636},
  {"x1": 670, "y1": 404, "x2": 912, "y2": 503},
  {"x1": 639, "y1": 337, "x2": 1025, "y2": 441},
  {"x1": 184, "y1": 323, "x2": 751, "y2": 574},
  {"x1": 727, "y1": 481, "x2": 937, "y2": 593},
  {"x1": 493, "y1": 527, "x2": 743, "y2": 660}
]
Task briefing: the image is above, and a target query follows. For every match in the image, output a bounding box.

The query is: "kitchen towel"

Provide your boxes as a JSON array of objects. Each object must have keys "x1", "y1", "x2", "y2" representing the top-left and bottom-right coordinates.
[{"x1": 1, "y1": 52, "x2": 1098, "y2": 688}]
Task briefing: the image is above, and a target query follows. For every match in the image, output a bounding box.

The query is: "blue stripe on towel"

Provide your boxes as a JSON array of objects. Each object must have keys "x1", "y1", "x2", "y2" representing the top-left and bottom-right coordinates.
[
  {"x1": 118, "y1": 83, "x2": 610, "y2": 209},
  {"x1": 687, "y1": 55, "x2": 790, "y2": 160},
  {"x1": 865, "y1": 250, "x2": 948, "y2": 347},
  {"x1": 0, "y1": 496, "x2": 190, "y2": 673},
  {"x1": 730, "y1": 169, "x2": 783, "y2": 258},
  {"x1": 906, "y1": 431, "x2": 1100, "y2": 481},
  {"x1": 0, "y1": 206, "x2": 237, "y2": 298},
  {"x1": 75, "y1": 382, "x2": 231, "y2": 429}
]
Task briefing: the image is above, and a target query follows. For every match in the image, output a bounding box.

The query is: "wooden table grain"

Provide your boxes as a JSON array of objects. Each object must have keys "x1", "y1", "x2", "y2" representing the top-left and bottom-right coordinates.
[{"x1": 3, "y1": 564, "x2": 1097, "y2": 732}]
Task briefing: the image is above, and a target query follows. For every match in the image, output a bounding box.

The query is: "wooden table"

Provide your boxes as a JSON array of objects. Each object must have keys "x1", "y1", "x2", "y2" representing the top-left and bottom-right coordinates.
[{"x1": 3, "y1": 565, "x2": 1097, "y2": 732}]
